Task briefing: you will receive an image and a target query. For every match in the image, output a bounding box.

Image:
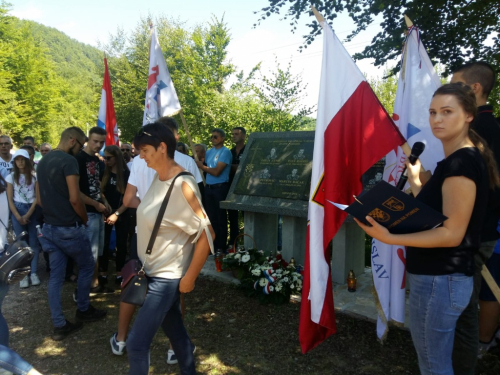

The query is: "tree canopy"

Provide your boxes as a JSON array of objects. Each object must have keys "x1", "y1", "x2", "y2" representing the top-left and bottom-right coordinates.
[{"x1": 255, "y1": 1, "x2": 500, "y2": 76}]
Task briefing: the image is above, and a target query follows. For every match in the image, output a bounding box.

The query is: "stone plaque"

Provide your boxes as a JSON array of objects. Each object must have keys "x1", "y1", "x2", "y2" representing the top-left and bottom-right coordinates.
[{"x1": 233, "y1": 138, "x2": 313, "y2": 201}]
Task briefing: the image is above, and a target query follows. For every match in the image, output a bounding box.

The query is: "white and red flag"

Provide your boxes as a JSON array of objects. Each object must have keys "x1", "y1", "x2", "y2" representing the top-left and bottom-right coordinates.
[
  {"x1": 299, "y1": 20, "x2": 406, "y2": 353},
  {"x1": 372, "y1": 25, "x2": 443, "y2": 340},
  {"x1": 143, "y1": 26, "x2": 181, "y2": 125},
  {"x1": 97, "y1": 57, "x2": 119, "y2": 146}
]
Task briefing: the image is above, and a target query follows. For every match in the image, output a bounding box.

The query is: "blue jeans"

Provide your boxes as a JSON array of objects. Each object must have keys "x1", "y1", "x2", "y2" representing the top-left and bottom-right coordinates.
[
  {"x1": 0, "y1": 283, "x2": 34, "y2": 374},
  {"x1": 86, "y1": 212, "x2": 105, "y2": 260},
  {"x1": 127, "y1": 278, "x2": 195, "y2": 375},
  {"x1": 38, "y1": 224, "x2": 95, "y2": 327},
  {"x1": 408, "y1": 273, "x2": 473, "y2": 375},
  {"x1": 10, "y1": 202, "x2": 40, "y2": 274}
]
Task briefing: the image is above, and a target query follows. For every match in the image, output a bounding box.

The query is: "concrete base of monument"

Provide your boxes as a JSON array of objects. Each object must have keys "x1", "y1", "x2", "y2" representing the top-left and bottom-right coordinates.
[{"x1": 201, "y1": 260, "x2": 411, "y2": 329}]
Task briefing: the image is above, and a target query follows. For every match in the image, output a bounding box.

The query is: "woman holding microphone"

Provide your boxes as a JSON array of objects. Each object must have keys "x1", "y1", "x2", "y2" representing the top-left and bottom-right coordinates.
[{"x1": 356, "y1": 83, "x2": 499, "y2": 375}]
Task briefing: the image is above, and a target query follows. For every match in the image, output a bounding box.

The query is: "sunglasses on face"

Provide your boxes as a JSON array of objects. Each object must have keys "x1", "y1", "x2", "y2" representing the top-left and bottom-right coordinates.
[
  {"x1": 121, "y1": 148, "x2": 131, "y2": 152},
  {"x1": 0, "y1": 142, "x2": 10, "y2": 146},
  {"x1": 104, "y1": 156, "x2": 115, "y2": 161},
  {"x1": 211, "y1": 135, "x2": 219, "y2": 139},
  {"x1": 74, "y1": 138, "x2": 84, "y2": 151}
]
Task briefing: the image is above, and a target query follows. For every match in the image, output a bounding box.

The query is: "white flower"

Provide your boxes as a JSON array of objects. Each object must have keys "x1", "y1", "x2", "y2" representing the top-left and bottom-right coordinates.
[
  {"x1": 297, "y1": 279, "x2": 302, "y2": 286},
  {"x1": 297, "y1": 286, "x2": 302, "y2": 292},
  {"x1": 275, "y1": 284, "x2": 283, "y2": 292},
  {"x1": 276, "y1": 269, "x2": 283, "y2": 274},
  {"x1": 241, "y1": 254, "x2": 251, "y2": 263},
  {"x1": 276, "y1": 274, "x2": 282, "y2": 279},
  {"x1": 283, "y1": 271, "x2": 290, "y2": 275},
  {"x1": 259, "y1": 278, "x2": 268, "y2": 287},
  {"x1": 269, "y1": 285, "x2": 274, "y2": 292},
  {"x1": 290, "y1": 284, "x2": 295, "y2": 289},
  {"x1": 251, "y1": 268, "x2": 261, "y2": 276},
  {"x1": 234, "y1": 253, "x2": 241, "y2": 260},
  {"x1": 293, "y1": 276, "x2": 298, "y2": 282},
  {"x1": 283, "y1": 277, "x2": 289, "y2": 282}
]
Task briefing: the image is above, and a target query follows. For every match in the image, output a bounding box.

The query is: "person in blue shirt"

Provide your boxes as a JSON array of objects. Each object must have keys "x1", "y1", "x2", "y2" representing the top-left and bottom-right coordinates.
[{"x1": 195, "y1": 128, "x2": 232, "y2": 251}]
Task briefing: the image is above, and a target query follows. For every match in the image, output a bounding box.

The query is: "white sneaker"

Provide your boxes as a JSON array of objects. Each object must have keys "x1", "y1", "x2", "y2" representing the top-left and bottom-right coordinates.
[
  {"x1": 19, "y1": 276, "x2": 29, "y2": 288},
  {"x1": 110, "y1": 333, "x2": 126, "y2": 355},
  {"x1": 30, "y1": 273, "x2": 40, "y2": 286}
]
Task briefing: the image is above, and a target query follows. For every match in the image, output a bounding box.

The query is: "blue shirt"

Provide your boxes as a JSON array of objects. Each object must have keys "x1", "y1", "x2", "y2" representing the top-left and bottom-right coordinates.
[
  {"x1": 205, "y1": 146, "x2": 232, "y2": 184},
  {"x1": 0, "y1": 165, "x2": 7, "y2": 179}
]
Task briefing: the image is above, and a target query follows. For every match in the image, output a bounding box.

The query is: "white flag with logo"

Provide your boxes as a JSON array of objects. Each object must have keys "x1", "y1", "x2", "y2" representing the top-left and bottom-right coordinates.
[
  {"x1": 143, "y1": 27, "x2": 181, "y2": 125},
  {"x1": 372, "y1": 26, "x2": 443, "y2": 340}
]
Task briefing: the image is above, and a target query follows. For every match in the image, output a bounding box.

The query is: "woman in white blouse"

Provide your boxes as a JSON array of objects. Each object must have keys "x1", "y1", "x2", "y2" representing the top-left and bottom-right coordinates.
[{"x1": 124, "y1": 123, "x2": 214, "y2": 375}]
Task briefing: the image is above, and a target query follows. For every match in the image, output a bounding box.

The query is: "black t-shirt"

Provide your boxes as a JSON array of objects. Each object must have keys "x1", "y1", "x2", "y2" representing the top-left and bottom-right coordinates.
[
  {"x1": 75, "y1": 151, "x2": 102, "y2": 214},
  {"x1": 229, "y1": 144, "x2": 245, "y2": 184},
  {"x1": 104, "y1": 170, "x2": 130, "y2": 211},
  {"x1": 37, "y1": 150, "x2": 81, "y2": 226},
  {"x1": 472, "y1": 105, "x2": 500, "y2": 241},
  {"x1": 407, "y1": 147, "x2": 489, "y2": 276}
]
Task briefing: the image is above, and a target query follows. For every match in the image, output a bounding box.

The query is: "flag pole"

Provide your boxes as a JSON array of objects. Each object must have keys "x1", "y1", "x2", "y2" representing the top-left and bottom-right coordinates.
[{"x1": 179, "y1": 110, "x2": 206, "y2": 184}]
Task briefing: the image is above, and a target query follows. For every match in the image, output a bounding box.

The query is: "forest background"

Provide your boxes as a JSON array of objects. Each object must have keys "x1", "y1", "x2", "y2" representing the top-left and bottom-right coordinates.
[{"x1": 1, "y1": 0, "x2": 499, "y2": 148}]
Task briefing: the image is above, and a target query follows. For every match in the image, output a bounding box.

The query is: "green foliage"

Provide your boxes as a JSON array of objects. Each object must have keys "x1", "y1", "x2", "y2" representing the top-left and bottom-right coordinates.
[
  {"x1": 255, "y1": 1, "x2": 500, "y2": 77},
  {"x1": 368, "y1": 70, "x2": 398, "y2": 114},
  {"x1": 253, "y1": 58, "x2": 315, "y2": 132},
  {"x1": 0, "y1": 2, "x2": 102, "y2": 145}
]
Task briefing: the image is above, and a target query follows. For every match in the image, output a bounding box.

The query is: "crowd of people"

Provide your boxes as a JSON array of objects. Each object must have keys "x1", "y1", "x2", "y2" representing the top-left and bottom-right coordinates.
[
  {"x1": 0, "y1": 62, "x2": 499, "y2": 375},
  {"x1": 0, "y1": 118, "x2": 247, "y2": 374}
]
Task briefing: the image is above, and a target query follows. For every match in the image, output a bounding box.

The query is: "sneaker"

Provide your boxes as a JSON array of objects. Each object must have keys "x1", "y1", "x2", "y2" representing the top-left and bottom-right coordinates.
[
  {"x1": 30, "y1": 273, "x2": 40, "y2": 286},
  {"x1": 53, "y1": 320, "x2": 83, "y2": 341},
  {"x1": 98, "y1": 275, "x2": 108, "y2": 285},
  {"x1": 166, "y1": 345, "x2": 196, "y2": 365},
  {"x1": 110, "y1": 333, "x2": 126, "y2": 355},
  {"x1": 90, "y1": 284, "x2": 114, "y2": 295},
  {"x1": 478, "y1": 327, "x2": 500, "y2": 358},
  {"x1": 75, "y1": 304, "x2": 107, "y2": 322},
  {"x1": 19, "y1": 276, "x2": 29, "y2": 288}
]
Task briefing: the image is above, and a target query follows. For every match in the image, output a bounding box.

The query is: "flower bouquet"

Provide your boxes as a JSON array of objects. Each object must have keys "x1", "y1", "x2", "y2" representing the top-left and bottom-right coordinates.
[{"x1": 223, "y1": 248, "x2": 303, "y2": 305}]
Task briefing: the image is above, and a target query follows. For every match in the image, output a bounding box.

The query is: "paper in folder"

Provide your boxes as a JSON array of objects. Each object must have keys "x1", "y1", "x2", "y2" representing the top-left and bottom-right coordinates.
[{"x1": 338, "y1": 181, "x2": 447, "y2": 234}]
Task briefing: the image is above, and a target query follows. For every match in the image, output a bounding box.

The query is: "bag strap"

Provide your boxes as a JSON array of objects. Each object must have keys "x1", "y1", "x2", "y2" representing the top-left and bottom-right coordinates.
[{"x1": 145, "y1": 171, "x2": 192, "y2": 255}]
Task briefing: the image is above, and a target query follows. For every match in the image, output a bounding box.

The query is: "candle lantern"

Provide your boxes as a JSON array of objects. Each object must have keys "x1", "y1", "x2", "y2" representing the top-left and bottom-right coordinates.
[{"x1": 347, "y1": 269, "x2": 357, "y2": 292}]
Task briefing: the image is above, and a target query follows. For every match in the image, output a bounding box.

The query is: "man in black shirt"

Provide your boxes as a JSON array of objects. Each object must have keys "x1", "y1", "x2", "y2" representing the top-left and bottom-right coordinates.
[
  {"x1": 227, "y1": 127, "x2": 246, "y2": 249},
  {"x1": 37, "y1": 127, "x2": 107, "y2": 340},
  {"x1": 76, "y1": 126, "x2": 112, "y2": 295},
  {"x1": 451, "y1": 61, "x2": 500, "y2": 374}
]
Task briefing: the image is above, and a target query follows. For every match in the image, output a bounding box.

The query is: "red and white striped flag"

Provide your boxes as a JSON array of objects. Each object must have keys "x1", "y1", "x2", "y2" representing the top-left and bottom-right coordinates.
[
  {"x1": 143, "y1": 26, "x2": 181, "y2": 125},
  {"x1": 372, "y1": 25, "x2": 443, "y2": 340},
  {"x1": 299, "y1": 20, "x2": 406, "y2": 354},
  {"x1": 97, "y1": 57, "x2": 119, "y2": 146}
]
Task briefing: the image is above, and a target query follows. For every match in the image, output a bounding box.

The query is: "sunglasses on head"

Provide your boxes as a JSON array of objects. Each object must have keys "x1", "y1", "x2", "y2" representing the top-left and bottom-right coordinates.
[
  {"x1": 104, "y1": 156, "x2": 115, "y2": 161},
  {"x1": 138, "y1": 129, "x2": 152, "y2": 137}
]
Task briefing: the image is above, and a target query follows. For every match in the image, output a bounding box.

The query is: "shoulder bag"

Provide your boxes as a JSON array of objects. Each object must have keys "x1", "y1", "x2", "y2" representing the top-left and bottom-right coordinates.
[
  {"x1": 120, "y1": 171, "x2": 192, "y2": 306},
  {"x1": 0, "y1": 218, "x2": 34, "y2": 285}
]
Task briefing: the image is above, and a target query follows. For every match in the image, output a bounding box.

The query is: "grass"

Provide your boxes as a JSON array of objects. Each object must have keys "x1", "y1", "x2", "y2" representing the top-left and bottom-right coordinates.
[{"x1": 3, "y1": 267, "x2": 499, "y2": 374}]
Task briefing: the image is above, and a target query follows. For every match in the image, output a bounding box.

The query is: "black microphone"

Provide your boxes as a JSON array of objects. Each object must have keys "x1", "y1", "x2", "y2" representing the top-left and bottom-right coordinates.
[{"x1": 396, "y1": 142, "x2": 425, "y2": 190}]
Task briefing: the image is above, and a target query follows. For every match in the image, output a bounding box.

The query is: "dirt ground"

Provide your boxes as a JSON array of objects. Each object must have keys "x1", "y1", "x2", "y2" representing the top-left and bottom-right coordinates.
[{"x1": 3, "y1": 262, "x2": 499, "y2": 375}]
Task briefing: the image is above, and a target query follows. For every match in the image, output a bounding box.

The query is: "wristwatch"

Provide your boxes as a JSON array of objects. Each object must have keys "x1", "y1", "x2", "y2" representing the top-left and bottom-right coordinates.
[{"x1": 114, "y1": 211, "x2": 120, "y2": 216}]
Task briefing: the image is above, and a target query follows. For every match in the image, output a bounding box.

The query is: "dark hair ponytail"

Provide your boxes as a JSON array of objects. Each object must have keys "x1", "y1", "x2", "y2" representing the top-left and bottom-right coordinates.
[
  {"x1": 469, "y1": 129, "x2": 500, "y2": 189},
  {"x1": 433, "y1": 82, "x2": 500, "y2": 189}
]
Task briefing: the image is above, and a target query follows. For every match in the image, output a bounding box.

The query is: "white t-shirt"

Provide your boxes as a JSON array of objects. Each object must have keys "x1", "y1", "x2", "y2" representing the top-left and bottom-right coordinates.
[
  {"x1": 137, "y1": 174, "x2": 210, "y2": 278},
  {"x1": 5, "y1": 173, "x2": 36, "y2": 203},
  {"x1": 128, "y1": 151, "x2": 203, "y2": 200}
]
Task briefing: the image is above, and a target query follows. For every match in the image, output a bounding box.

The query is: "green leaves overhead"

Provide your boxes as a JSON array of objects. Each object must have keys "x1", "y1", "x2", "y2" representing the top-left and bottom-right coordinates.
[{"x1": 255, "y1": 0, "x2": 500, "y2": 77}]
